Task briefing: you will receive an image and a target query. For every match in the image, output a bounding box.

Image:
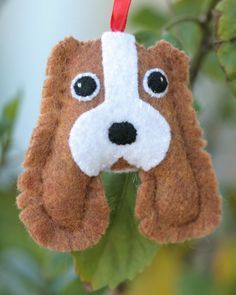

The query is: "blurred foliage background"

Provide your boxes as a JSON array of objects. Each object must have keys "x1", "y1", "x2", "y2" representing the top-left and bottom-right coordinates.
[{"x1": 1, "y1": 0, "x2": 236, "y2": 294}]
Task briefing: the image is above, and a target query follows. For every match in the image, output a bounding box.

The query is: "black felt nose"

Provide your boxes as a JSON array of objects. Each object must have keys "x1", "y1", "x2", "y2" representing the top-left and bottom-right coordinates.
[{"x1": 108, "y1": 122, "x2": 137, "y2": 145}]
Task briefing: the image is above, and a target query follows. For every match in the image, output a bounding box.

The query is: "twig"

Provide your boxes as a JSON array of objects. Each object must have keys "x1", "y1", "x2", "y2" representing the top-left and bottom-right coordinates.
[
  {"x1": 111, "y1": 283, "x2": 127, "y2": 295},
  {"x1": 163, "y1": 15, "x2": 202, "y2": 31},
  {"x1": 213, "y1": 36, "x2": 236, "y2": 46},
  {"x1": 190, "y1": 0, "x2": 221, "y2": 86}
]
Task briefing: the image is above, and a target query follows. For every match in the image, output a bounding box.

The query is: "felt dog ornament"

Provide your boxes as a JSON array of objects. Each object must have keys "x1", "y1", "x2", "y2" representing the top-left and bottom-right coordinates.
[{"x1": 17, "y1": 1, "x2": 221, "y2": 252}]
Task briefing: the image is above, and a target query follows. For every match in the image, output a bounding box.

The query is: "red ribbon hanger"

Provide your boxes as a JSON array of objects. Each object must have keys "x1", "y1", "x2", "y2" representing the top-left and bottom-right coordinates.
[{"x1": 110, "y1": 0, "x2": 132, "y2": 32}]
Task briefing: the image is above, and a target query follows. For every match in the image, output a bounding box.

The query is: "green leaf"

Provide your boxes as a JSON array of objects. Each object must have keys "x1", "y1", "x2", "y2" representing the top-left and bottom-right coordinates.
[
  {"x1": 178, "y1": 270, "x2": 217, "y2": 295},
  {"x1": 172, "y1": 0, "x2": 207, "y2": 17},
  {"x1": 0, "y1": 95, "x2": 21, "y2": 166},
  {"x1": 135, "y1": 31, "x2": 160, "y2": 47},
  {"x1": 216, "y1": 0, "x2": 236, "y2": 40},
  {"x1": 130, "y1": 7, "x2": 166, "y2": 31},
  {"x1": 219, "y1": 92, "x2": 236, "y2": 122},
  {"x1": 0, "y1": 249, "x2": 49, "y2": 295},
  {"x1": 61, "y1": 279, "x2": 107, "y2": 295},
  {"x1": 168, "y1": 23, "x2": 201, "y2": 58},
  {"x1": 202, "y1": 51, "x2": 225, "y2": 81},
  {"x1": 217, "y1": 42, "x2": 236, "y2": 81},
  {"x1": 73, "y1": 172, "x2": 159, "y2": 290},
  {"x1": 170, "y1": 0, "x2": 205, "y2": 56},
  {"x1": 0, "y1": 96, "x2": 20, "y2": 139},
  {"x1": 0, "y1": 188, "x2": 36, "y2": 252},
  {"x1": 135, "y1": 30, "x2": 183, "y2": 49},
  {"x1": 193, "y1": 99, "x2": 202, "y2": 113},
  {"x1": 216, "y1": 0, "x2": 236, "y2": 96},
  {"x1": 3, "y1": 95, "x2": 21, "y2": 122},
  {"x1": 161, "y1": 31, "x2": 183, "y2": 50}
]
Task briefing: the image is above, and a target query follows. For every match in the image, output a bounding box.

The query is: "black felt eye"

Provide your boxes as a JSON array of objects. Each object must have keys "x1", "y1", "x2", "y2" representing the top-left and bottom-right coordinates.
[
  {"x1": 71, "y1": 73, "x2": 100, "y2": 101},
  {"x1": 143, "y1": 68, "x2": 169, "y2": 98}
]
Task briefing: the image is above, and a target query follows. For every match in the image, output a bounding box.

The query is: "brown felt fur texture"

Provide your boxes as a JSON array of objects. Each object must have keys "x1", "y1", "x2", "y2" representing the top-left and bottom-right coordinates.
[
  {"x1": 17, "y1": 37, "x2": 221, "y2": 252},
  {"x1": 17, "y1": 38, "x2": 110, "y2": 251},
  {"x1": 135, "y1": 41, "x2": 221, "y2": 243}
]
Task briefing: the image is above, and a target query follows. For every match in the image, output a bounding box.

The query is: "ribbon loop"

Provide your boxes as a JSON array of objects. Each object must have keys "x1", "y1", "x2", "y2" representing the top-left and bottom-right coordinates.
[{"x1": 110, "y1": 0, "x2": 132, "y2": 32}]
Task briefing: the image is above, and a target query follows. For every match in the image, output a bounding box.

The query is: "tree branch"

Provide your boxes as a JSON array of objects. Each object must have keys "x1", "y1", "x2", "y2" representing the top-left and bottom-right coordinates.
[
  {"x1": 213, "y1": 36, "x2": 236, "y2": 45},
  {"x1": 110, "y1": 283, "x2": 127, "y2": 295},
  {"x1": 190, "y1": 0, "x2": 221, "y2": 86}
]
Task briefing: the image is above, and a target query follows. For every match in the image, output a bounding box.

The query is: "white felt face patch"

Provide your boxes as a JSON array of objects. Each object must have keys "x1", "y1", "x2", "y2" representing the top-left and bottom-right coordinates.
[{"x1": 69, "y1": 32, "x2": 171, "y2": 177}]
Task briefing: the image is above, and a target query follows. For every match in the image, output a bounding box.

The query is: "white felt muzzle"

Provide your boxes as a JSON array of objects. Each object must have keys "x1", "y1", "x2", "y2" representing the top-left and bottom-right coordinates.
[{"x1": 69, "y1": 32, "x2": 171, "y2": 176}]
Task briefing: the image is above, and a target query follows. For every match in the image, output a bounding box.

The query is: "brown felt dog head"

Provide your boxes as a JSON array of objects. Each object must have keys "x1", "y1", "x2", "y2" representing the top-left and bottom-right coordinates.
[{"x1": 17, "y1": 32, "x2": 221, "y2": 252}]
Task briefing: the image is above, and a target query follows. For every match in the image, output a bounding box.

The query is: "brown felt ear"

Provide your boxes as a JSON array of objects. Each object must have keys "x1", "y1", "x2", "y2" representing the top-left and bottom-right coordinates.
[
  {"x1": 135, "y1": 43, "x2": 221, "y2": 243},
  {"x1": 17, "y1": 37, "x2": 110, "y2": 252},
  {"x1": 46, "y1": 37, "x2": 80, "y2": 76},
  {"x1": 151, "y1": 40, "x2": 189, "y2": 83}
]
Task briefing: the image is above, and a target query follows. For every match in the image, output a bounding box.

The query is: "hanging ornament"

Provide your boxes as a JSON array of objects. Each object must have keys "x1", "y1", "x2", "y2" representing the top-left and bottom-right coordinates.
[{"x1": 17, "y1": 0, "x2": 221, "y2": 252}]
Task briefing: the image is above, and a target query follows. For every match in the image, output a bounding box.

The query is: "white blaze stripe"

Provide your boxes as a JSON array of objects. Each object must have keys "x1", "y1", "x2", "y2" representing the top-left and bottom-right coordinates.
[{"x1": 101, "y1": 32, "x2": 139, "y2": 103}]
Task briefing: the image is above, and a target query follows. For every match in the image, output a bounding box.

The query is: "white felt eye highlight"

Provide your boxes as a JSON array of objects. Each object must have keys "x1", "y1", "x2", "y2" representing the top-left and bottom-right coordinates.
[
  {"x1": 143, "y1": 68, "x2": 169, "y2": 98},
  {"x1": 71, "y1": 72, "x2": 100, "y2": 101}
]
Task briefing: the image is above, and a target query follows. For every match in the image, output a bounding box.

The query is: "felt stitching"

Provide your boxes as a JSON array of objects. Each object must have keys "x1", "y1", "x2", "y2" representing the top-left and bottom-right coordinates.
[
  {"x1": 142, "y1": 173, "x2": 157, "y2": 216},
  {"x1": 33, "y1": 96, "x2": 79, "y2": 247},
  {"x1": 169, "y1": 88, "x2": 201, "y2": 226},
  {"x1": 140, "y1": 142, "x2": 201, "y2": 231},
  {"x1": 77, "y1": 176, "x2": 96, "y2": 234}
]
